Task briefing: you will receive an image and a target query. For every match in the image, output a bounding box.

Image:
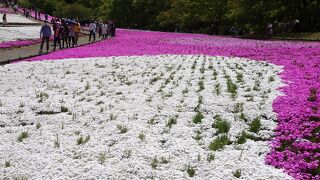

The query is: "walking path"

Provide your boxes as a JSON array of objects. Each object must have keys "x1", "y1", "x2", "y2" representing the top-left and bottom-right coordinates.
[{"x1": 0, "y1": 33, "x2": 106, "y2": 64}]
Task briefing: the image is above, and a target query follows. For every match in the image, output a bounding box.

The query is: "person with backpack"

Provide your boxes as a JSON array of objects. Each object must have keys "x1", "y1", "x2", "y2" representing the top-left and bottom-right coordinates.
[{"x1": 39, "y1": 21, "x2": 52, "y2": 54}]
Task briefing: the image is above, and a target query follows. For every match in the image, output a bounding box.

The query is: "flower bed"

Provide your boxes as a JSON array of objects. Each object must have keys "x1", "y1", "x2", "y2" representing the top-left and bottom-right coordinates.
[
  {"x1": 0, "y1": 55, "x2": 292, "y2": 179},
  {"x1": 0, "y1": 26, "x2": 41, "y2": 49},
  {"x1": 24, "y1": 29, "x2": 320, "y2": 179},
  {"x1": 0, "y1": 13, "x2": 37, "y2": 24},
  {"x1": 0, "y1": 8, "x2": 13, "y2": 14},
  {"x1": 0, "y1": 39, "x2": 40, "y2": 49}
]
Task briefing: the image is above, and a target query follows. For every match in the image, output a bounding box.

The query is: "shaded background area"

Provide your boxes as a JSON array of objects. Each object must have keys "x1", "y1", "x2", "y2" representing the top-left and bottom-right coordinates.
[{"x1": 16, "y1": 0, "x2": 320, "y2": 35}]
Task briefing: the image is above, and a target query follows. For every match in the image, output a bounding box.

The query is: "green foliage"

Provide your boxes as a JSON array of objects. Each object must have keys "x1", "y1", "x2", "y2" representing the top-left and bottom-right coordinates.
[
  {"x1": 249, "y1": 117, "x2": 262, "y2": 133},
  {"x1": 77, "y1": 135, "x2": 90, "y2": 145},
  {"x1": 233, "y1": 169, "x2": 242, "y2": 178},
  {"x1": 18, "y1": 0, "x2": 320, "y2": 33},
  {"x1": 166, "y1": 117, "x2": 177, "y2": 129},
  {"x1": 151, "y1": 156, "x2": 158, "y2": 169},
  {"x1": 138, "y1": 131, "x2": 145, "y2": 142},
  {"x1": 193, "y1": 112, "x2": 204, "y2": 124},
  {"x1": 98, "y1": 153, "x2": 106, "y2": 164},
  {"x1": 117, "y1": 124, "x2": 129, "y2": 134},
  {"x1": 212, "y1": 117, "x2": 230, "y2": 134},
  {"x1": 209, "y1": 134, "x2": 231, "y2": 151},
  {"x1": 186, "y1": 165, "x2": 196, "y2": 177},
  {"x1": 5, "y1": 160, "x2": 11, "y2": 167},
  {"x1": 17, "y1": 131, "x2": 29, "y2": 142},
  {"x1": 207, "y1": 153, "x2": 215, "y2": 163}
]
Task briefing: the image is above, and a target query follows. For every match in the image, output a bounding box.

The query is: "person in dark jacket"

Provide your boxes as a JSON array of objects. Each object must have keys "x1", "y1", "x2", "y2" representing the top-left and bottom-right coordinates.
[
  {"x1": 61, "y1": 22, "x2": 69, "y2": 48},
  {"x1": 39, "y1": 21, "x2": 52, "y2": 54}
]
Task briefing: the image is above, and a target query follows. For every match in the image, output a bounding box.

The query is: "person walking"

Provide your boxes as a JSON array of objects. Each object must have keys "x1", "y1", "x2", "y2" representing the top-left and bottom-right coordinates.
[
  {"x1": 13, "y1": 4, "x2": 17, "y2": 13},
  {"x1": 101, "y1": 23, "x2": 108, "y2": 39},
  {"x1": 75, "y1": 20, "x2": 81, "y2": 45},
  {"x1": 68, "y1": 23, "x2": 76, "y2": 47},
  {"x1": 2, "y1": 13, "x2": 7, "y2": 27},
  {"x1": 98, "y1": 21, "x2": 102, "y2": 38},
  {"x1": 39, "y1": 21, "x2": 52, "y2": 54},
  {"x1": 89, "y1": 21, "x2": 96, "y2": 42},
  {"x1": 38, "y1": 12, "x2": 41, "y2": 20},
  {"x1": 53, "y1": 21, "x2": 62, "y2": 51},
  {"x1": 45, "y1": 14, "x2": 48, "y2": 21},
  {"x1": 34, "y1": 11, "x2": 37, "y2": 20},
  {"x1": 61, "y1": 22, "x2": 69, "y2": 48},
  {"x1": 111, "y1": 21, "x2": 116, "y2": 37}
]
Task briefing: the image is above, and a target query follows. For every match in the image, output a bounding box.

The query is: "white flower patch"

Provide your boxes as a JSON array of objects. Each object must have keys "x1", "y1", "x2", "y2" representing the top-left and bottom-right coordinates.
[
  {"x1": 0, "y1": 26, "x2": 40, "y2": 43},
  {"x1": 0, "y1": 13, "x2": 36, "y2": 24},
  {"x1": 0, "y1": 55, "x2": 292, "y2": 179}
]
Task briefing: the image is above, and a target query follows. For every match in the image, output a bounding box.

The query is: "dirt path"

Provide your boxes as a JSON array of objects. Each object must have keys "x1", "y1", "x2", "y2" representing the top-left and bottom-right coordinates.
[{"x1": 0, "y1": 33, "x2": 107, "y2": 64}]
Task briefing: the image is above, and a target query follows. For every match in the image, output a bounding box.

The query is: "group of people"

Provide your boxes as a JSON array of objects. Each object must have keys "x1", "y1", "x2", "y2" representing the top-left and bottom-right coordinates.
[
  {"x1": 266, "y1": 19, "x2": 300, "y2": 36},
  {"x1": 88, "y1": 21, "x2": 116, "y2": 42},
  {"x1": 39, "y1": 19, "x2": 117, "y2": 54},
  {"x1": 21, "y1": 8, "x2": 49, "y2": 21},
  {"x1": 39, "y1": 18, "x2": 81, "y2": 53}
]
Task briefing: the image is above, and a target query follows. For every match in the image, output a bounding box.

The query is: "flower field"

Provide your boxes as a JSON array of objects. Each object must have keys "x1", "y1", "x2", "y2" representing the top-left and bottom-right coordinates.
[
  {"x1": 0, "y1": 13, "x2": 36, "y2": 24},
  {"x1": 1, "y1": 29, "x2": 319, "y2": 179},
  {"x1": 0, "y1": 26, "x2": 41, "y2": 49},
  {"x1": 0, "y1": 26, "x2": 40, "y2": 43}
]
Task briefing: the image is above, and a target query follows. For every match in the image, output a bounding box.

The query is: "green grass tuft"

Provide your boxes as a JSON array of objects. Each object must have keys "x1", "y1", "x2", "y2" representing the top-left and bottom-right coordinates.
[
  {"x1": 209, "y1": 134, "x2": 231, "y2": 151},
  {"x1": 249, "y1": 117, "x2": 262, "y2": 133},
  {"x1": 193, "y1": 112, "x2": 204, "y2": 124}
]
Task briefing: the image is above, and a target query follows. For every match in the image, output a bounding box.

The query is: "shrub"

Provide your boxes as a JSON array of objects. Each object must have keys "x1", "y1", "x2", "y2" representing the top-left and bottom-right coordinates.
[
  {"x1": 138, "y1": 132, "x2": 146, "y2": 142},
  {"x1": 193, "y1": 112, "x2": 204, "y2": 124},
  {"x1": 236, "y1": 73, "x2": 243, "y2": 82},
  {"x1": 212, "y1": 117, "x2": 230, "y2": 134},
  {"x1": 207, "y1": 153, "x2": 215, "y2": 163},
  {"x1": 77, "y1": 135, "x2": 90, "y2": 145},
  {"x1": 236, "y1": 131, "x2": 247, "y2": 144},
  {"x1": 249, "y1": 117, "x2": 261, "y2": 133},
  {"x1": 166, "y1": 117, "x2": 177, "y2": 129},
  {"x1": 17, "y1": 132, "x2": 29, "y2": 142},
  {"x1": 268, "y1": 76, "x2": 275, "y2": 82},
  {"x1": 36, "y1": 122, "x2": 41, "y2": 129},
  {"x1": 98, "y1": 153, "x2": 106, "y2": 164},
  {"x1": 226, "y1": 77, "x2": 237, "y2": 98},
  {"x1": 233, "y1": 169, "x2": 241, "y2": 178},
  {"x1": 5, "y1": 160, "x2": 11, "y2": 167},
  {"x1": 209, "y1": 134, "x2": 231, "y2": 151},
  {"x1": 151, "y1": 156, "x2": 158, "y2": 169},
  {"x1": 187, "y1": 165, "x2": 196, "y2": 177},
  {"x1": 193, "y1": 131, "x2": 202, "y2": 141},
  {"x1": 198, "y1": 80, "x2": 204, "y2": 92},
  {"x1": 117, "y1": 125, "x2": 129, "y2": 134}
]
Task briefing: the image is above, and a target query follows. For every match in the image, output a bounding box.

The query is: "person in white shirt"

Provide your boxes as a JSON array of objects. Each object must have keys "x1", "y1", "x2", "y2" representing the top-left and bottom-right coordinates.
[{"x1": 89, "y1": 21, "x2": 97, "y2": 42}]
